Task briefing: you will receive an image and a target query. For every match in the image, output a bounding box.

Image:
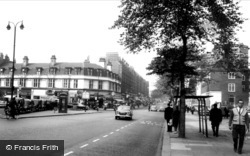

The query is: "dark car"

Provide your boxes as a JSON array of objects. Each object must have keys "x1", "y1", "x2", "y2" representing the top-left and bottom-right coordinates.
[{"x1": 115, "y1": 105, "x2": 133, "y2": 120}]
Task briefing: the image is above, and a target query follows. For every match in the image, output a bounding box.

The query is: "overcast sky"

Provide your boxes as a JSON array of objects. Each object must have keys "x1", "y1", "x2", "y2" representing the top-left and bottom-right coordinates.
[{"x1": 0, "y1": 0, "x2": 249, "y2": 92}]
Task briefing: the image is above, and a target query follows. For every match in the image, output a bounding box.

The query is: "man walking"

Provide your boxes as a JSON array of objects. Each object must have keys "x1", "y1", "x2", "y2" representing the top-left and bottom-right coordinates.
[
  {"x1": 164, "y1": 103, "x2": 173, "y2": 132},
  {"x1": 209, "y1": 103, "x2": 222, "y2": 137},
  {"x1": 229, "y1": 100, "x2": 249, "y2": 154}
]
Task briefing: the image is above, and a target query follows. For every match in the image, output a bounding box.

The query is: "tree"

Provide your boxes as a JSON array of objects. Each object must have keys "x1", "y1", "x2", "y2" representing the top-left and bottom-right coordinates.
[{"x1": 112, "y1": 0, "x2": 244, "y2": 138}]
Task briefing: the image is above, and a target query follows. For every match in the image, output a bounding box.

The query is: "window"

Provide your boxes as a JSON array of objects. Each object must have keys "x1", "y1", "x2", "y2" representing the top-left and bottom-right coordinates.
[
  {"x1": 63, "y1": 79, "x2": 70, "y2": 88},
  {"x1": 109, "y1": 82, "x2": 113, "y2": 90},
  {"x1": 228, "y1": 83, "x2": 235, "y2": 92},
  {"x1": 98, "y1": 81, "x2": 103, "y2": 90},
  {"x1": 22, "y1": 68, "x2": 27, "y2": 75},
  {"x1": 37, "y1": 69, "x2": 41, "y2": 75},
  {"x1": 33, "y1": 79, "x2": 40, "y2": 88},
  {"x1": 228, "y1": 72, "x2": 235, "y2": 79},
  {"x1": 48, "y1": 79, "x2": 55, "y2": 88},
  {"x1": 65, "y1": 68, "x2": 71, "y2": 75},
  {"x1": 73, "y1": 79, "x2": 78, "y2": 88},
  {"x1": 89, "y1": 80, "x2": 93, "y2": 89},
  {"x1": 242, "y1": 75, "x2": 245, "y2": 81},
  {"x1": 98, "y1": 70, "x2": 102, "y2": 76},
  {"x1": 9, "y1": 69, "x2": 13, "y2": 75},
  {"x1": 19, "y1": 79, "x2": 26, "y2": 87},
  {"x1": 75, "y1": 68, "x2": 81, "y2": 75},
  {"x1": 49, "y1": 68, "x2": 56, "y2": 75},
  {"x1": 87, "y1": 69, "x2": 93, "y2": 76},
  {"x1": 5, "y1": 79, "x2": 10, "y2": 87}
]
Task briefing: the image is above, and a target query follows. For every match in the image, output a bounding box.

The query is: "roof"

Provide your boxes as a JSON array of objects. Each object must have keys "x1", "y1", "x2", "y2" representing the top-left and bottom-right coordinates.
[{"x1": 0, "y1": 62, "x2": 103, "y2": 69}]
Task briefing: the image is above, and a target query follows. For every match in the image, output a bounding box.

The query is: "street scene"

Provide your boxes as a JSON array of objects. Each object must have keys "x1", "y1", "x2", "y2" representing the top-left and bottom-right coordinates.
[{"x1": 0, "y1": 0, "x2": 250, "y2": 156}]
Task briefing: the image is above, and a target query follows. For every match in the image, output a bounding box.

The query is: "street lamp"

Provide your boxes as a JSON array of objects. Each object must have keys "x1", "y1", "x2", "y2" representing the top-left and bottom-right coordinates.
[{"x1": 7, "y1": 21, "x2": 24, "y2": 101}]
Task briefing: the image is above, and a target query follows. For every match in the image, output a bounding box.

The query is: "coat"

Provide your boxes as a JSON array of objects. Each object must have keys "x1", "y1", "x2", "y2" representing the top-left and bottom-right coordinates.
[
  {"x1": 209, "y1": 107, "x2": 222, "y2": 124},
  {"x1": 164, "y1": 106, "x2": 173, "y2": 120}
]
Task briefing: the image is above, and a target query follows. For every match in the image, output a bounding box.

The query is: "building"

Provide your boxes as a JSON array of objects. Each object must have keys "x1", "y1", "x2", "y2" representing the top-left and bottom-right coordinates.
[
  {"x1": 105, "y1": 52, "x2": 149, "y2": 99},
  {"x1": 0, "y1": 55, "x2": 121, "y2": 104},
  {"x1": 197, "y1": 44, "x2": 250, "y2": 108}
]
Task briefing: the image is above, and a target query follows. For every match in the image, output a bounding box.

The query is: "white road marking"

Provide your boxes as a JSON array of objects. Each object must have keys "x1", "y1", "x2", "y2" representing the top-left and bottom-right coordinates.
[
  {"x1": 103, "y1": 135, "x2": 108, "y2": 137},
  {"x1": 64, "y1": 151, "x2": 74, "y2": 156},
  {"x1": 116, "y1": 129, "x2": 120, "y2": 131},
  {"x1": 121, "y1": 127, "x2": 124, "y2": 129},
  {"x1": 80, "y1": 144, "x2": 89, "y2": 148},
  {"x1": 110, "y1": 132, "x2": 114, "y2": 134},
  {"x1": 93, "y1": 139, "x2": 100, "y2": 142}
]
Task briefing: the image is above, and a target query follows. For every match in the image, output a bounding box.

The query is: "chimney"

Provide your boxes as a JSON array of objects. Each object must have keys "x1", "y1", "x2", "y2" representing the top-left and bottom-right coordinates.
[
  {"x1": 99, "y1": 57, "x2": 106, "y2": 68},
  {"x1": 50, "y1": 55, "x2": 56, "y2": 66},
  {"x1": 107, "y1": 61, "x2": 112, "y2": 71},
  {"x1": 23, "y1": 56, "x2": 29, "y2": 66}
]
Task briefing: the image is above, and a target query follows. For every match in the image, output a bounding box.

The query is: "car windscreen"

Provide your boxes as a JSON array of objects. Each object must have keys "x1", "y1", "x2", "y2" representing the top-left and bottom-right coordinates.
[{"x1": 117, "y1": 106, "x2": 130, "y2": 111}]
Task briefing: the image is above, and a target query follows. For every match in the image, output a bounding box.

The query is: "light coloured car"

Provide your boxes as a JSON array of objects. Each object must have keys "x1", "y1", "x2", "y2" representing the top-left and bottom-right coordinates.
[
  {"x1": 115, "y1": 105, "x2": 133, "y2": 120},
  {"x1": 150, "y1": 105, "x2": 157, "y2": 111},
  {"x1": 0, "y1": 100, "x2": 7, "y2": 108},
  {"x1": 158, "y1": 106, "x2": 165, "y2": 112}
]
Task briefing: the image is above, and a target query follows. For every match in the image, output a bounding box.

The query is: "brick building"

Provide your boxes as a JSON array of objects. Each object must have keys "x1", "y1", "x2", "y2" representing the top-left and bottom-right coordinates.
[{"x1": 197, "y1": 44, "x2": 250, "y2": 108}]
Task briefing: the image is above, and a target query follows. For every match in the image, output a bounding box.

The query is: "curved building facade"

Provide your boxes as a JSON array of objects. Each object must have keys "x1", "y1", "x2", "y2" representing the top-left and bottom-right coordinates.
[{"x1": 0, "y1": 55, "x2": 121, "y2": 103}]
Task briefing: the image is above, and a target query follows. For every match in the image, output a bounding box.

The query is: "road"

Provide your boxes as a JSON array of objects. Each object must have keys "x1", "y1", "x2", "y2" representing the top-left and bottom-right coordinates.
[{"x1": 0, "y1": 109, "x2": 165, "y2": 156}]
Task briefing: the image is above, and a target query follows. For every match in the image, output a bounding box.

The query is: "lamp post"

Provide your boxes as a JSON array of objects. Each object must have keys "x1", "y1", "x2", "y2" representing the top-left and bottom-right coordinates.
[{"x1": 7, "y1": 21, "x2": 24, "y2": 101}]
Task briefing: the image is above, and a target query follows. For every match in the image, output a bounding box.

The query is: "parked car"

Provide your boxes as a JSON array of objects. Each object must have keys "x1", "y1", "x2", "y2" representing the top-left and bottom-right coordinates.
[
  {"x1": 77, "y1": 102, "x2": 89, "y2": 111},
  {"x1": 0, "y1": 97, "x2": 8, "y2": 108},
  {"x1": 115, "y1": 105, "x2": 133, "y2": 120},
  {"x1": 150, "y1": 105, "x2": 157, "y2": 111},
  {"x1": 158, "y1": 106, "x2": 165, "y2": 112}
]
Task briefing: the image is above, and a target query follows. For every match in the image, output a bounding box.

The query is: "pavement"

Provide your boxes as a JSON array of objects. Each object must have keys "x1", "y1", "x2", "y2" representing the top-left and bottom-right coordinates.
[
  {"x1": 162, "y1": 112, "x2": 250, "y2": 156},
  {"x1": 0, "y1": 108, "x2": 104, "y2": 119}
]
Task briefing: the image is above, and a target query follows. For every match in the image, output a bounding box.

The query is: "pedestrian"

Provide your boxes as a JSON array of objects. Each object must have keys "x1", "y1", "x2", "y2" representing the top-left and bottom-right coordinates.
[
  {"x1": 172, "y1": 106, "x2": 180, "y2": 133},
  {"x1": 190, "y1": 106, "x2": 195, "y2": 115},
  {"x1": 229, "y1": 100, "x2": 249, "y2": 154},
  {"x1": 164, "y1": 103, "x2": 173, "y2": 132},
  {"x1": 9, "y1": 98, "x2": 17, "y2": 119},
  {"x1": 53, "y1": 100, "x2": 58, "y2": 113},
  {"x1": 209, "y1": 103, "x2": 222, "y2": 137}
]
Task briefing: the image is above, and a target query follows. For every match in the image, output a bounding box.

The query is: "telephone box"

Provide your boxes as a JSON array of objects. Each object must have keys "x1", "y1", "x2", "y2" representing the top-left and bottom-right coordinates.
[{"x1": 58, "y1": 91, "x2": 68, "y2": 113}]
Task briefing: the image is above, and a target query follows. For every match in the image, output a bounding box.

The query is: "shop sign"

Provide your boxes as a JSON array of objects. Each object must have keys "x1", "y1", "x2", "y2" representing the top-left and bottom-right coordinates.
[{"x1": 82, "y1": 91, "x2": 90, "y2": 99}]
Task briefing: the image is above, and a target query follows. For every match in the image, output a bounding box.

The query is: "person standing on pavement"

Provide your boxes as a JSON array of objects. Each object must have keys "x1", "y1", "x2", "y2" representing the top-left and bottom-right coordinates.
[
  {"x1": 209, "y1": 103, "x2": 222, "y2": 137},
  {"x1": 229, "y1": 100, "x2": 249, "y2": 154},
  {"x1": 172, "y1": 106, "x2": 180, "y2": 133},
  {"x1": 164, "y1": 103, "x2": 173, "y2": 132}
]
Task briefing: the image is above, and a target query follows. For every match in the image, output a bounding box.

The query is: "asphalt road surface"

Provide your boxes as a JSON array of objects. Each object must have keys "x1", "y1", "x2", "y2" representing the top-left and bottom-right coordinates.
[{"x1": 0, "y1": 109, "x2": 165, "y2": 156}]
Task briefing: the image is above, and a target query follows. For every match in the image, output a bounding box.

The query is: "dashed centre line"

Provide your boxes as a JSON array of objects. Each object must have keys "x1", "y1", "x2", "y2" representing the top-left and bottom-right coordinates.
[
  {"x1": 80, "y1": 144, "x2": 89, "y2": 148},
  {"x1": 93, "y1": 139, "x2": 100, "y2": 142},
  {"x1": 64, "y1": 151, "x2": 74, "y2": 156},
  {"x1": 64, "y1": 124, "x2": 135, "y2": 155}
]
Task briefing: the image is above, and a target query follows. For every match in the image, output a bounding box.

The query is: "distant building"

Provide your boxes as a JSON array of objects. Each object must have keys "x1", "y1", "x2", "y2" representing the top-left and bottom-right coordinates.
[
  {"x1": 105, "y1": 52, "x2": 149, "y2": 99},
  {"x1": 196, "y1": 44, "x2": 250, "y2": 108},
  {"x1": 0, "y1": 55, "x2": 121, "y2": 103}
]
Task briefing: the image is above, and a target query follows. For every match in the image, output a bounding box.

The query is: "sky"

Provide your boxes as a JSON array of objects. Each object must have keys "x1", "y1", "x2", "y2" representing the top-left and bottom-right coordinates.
[{"x1": 0, "y1": 0, "x2": 249, "y2": 93}]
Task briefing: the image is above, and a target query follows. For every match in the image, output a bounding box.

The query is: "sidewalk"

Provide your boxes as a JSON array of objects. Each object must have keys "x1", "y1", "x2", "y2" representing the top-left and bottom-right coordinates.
[
  {"x1": 162, "y1": 112, "x2": 250, "y2": 156},
  {"x1": 0, "y1": 108, "x2": 103, "y2": 119}
]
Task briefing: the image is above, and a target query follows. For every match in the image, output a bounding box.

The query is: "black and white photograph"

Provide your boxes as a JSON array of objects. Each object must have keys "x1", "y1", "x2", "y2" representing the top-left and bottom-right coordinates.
[{"x1": 0, "y1": 0, "x2": 249, "y2": 156}]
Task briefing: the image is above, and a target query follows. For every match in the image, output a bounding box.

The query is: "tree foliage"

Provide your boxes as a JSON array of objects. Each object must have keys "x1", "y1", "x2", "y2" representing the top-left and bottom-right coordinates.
[{"x1": 112, "y1": 0, "x2": 244, "y2": 138}]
